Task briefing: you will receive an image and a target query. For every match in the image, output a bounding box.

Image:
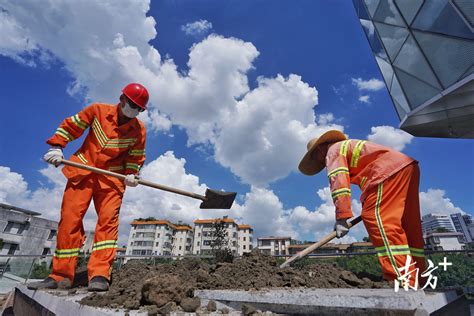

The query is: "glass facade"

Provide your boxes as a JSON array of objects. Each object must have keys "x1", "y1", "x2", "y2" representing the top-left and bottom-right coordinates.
[{"x1": 353, "y1": 0, "x2": 474, "y2": 138}]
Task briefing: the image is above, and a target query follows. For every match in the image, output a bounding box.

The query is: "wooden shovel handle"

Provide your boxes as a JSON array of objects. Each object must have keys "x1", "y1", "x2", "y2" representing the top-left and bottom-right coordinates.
[
  {"x1": 280, "y1": 215, "x2": 362, "y2": 268},
  {"x1": 60, "y1": 159, "x2": 206, "y2": 201}
]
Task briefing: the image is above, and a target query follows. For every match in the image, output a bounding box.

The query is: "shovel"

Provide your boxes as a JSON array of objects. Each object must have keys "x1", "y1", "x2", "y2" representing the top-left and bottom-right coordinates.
[
  {"x1": 280, "y1": 215, "x2": 362, "y2": 268},
  {"x1": 60, "y1": 159, "x2": 237, "y2": 209}
]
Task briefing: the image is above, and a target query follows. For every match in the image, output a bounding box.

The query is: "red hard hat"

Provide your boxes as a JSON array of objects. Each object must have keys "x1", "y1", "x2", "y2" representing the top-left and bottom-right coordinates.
[{"x1": 122, "y1": 83, "x2": 149, "y2": 110}]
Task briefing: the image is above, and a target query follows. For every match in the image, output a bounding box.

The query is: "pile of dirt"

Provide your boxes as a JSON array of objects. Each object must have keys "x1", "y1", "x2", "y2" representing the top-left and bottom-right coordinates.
[{"x1": 80, "y1": 251, "x2": 386, "y2": 313}]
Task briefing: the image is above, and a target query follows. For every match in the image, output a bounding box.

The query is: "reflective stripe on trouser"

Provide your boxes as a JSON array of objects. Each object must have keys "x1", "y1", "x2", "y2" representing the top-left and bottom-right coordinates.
[
  {"x1": 361, "y1": 163, "x2": 426, "y2": 287},
  {"x1": 49, "y1": 174, "x2": 123, "y2": 283}
]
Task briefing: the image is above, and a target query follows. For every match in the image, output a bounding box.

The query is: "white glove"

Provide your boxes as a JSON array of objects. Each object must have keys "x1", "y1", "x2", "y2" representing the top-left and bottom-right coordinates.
[
  {"x1": 334, "y1": 219, "x2": 350, "y2": 238},
  {"x1": 124, "y1": 174, "x2": 139, "y2": 187},
  {"x1": 43, "y1": 146, "x2": 63, "y2": 167}
]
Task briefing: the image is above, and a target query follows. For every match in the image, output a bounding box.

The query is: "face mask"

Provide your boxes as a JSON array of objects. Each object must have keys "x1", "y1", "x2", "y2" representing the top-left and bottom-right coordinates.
[{"x1": 121, "y1": 102, "x2": 140, "y2": 118}]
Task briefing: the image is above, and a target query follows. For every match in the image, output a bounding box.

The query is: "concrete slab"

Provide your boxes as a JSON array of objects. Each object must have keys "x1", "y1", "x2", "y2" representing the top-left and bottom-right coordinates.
[
  {"x1": 4, "y1": 285, "x2": 242, "y2": 315},
  {"x1": 4, "y1": 285, "x2": 468, "y2": 315},
  {"x1": 194, "y1": 287, "x2": 464, "y2": 315}
]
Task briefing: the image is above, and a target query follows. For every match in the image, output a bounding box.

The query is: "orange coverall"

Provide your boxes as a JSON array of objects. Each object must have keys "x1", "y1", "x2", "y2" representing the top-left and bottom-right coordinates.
[
  {"x1": 46, "y1": 103, "x2": 146, "y2": 283},
  {"x1": 326, "y1": 139, "x2": 426, "y2": 286}
]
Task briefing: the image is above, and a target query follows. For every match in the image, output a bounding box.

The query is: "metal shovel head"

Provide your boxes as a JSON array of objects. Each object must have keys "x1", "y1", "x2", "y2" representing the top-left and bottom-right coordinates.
[{"x1": 200, "y1": 189, "x2": 237, "y2": 209}]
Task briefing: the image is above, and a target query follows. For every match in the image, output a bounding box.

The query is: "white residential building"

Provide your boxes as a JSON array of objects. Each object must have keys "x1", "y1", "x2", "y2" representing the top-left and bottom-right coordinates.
[
  {"x1": 424, "y1": 232, "x2": 465, "y2": 251},
  {"x1": 237, "y1": 224, "x2": 253, "y2": 255},
  {"x1": 126, "y1": 220, "x2": 175, "y2": 258},
  {"x1": 421, "y1": 213, "x2": 455, "y2": 234},
  {"x1": 126, "y1": 217, "x2": 252, "y2": 259},
  {"x1": 257, "y1": 236, "x2": 291, "y2": 256},
  {"x1": 171, "y1": 225, "x2": 194, "y2": 257},
  {"x1": 193, "y1": 216, "x2": 253, "y2": 256},
  {"x1": 0, "y1": 203, "x2": 57, "y2": 276},
  {"x1": 450, "y1": 213, "x2": 473, "y2": 243}
]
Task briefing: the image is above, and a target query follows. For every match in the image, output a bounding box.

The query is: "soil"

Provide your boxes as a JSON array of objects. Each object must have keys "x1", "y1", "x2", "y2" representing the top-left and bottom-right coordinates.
[{"x1": 80, "y1": 251, "x2": 387, "y2": 313}]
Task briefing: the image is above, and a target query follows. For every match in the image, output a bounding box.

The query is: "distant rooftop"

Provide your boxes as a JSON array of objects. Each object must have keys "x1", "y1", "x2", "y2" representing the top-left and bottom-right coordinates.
[{"x1": 0, "y1": 202, "x2": 41, "y2": 216}]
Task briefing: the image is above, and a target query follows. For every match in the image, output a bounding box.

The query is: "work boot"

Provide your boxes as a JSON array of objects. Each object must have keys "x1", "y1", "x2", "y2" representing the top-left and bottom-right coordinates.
[
  {"x1": 88, "y1": 276, "x2": 109, "y2": 292},
  {"x1": 27, "y1": 277, "x2": 58, "y2": 290}
]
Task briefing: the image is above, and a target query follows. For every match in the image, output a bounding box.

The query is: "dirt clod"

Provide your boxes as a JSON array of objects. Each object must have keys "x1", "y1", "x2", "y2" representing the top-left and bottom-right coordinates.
[
  {"x1": 207, "y1": 300, "x2": 217, "y2": 312},
  {"x1": 242, "y1": 303, "x2": 257, "y2": 315},
  {"x1": 180, "y1": 297, "x2": 201, "y2": 312}
]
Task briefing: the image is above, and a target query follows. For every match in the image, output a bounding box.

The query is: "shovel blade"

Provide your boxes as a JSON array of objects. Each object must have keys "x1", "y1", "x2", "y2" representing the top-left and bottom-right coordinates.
[{"x1": 200, "y1": 189, "x2": 237, "y2": 209}]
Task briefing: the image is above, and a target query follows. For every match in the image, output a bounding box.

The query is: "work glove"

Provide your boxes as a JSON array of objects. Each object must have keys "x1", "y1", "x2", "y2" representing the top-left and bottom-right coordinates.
[
  {"x1": 334, "y1": 218, "x2": 350, "y2": 238},
  {"x1": 124, "y1": 174, "x2": 139, "y2": 187},
  {"x1": 43, "y1": 146, "x2": 63, "y2": 167}
]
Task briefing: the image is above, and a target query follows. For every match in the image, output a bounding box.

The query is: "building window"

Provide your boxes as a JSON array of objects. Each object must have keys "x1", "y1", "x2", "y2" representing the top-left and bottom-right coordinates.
[
  {"x1": 4, "y1": 221, "x2": 28, "y2": 235},
  {"x1": 243, "y1": 245, "x2": 246, "y2": 250},
  {"x1": 198, "y1": 233, "x2": 201, "y2": 237},
  {"x1": 233, "y1": 232, "x2": 237, "y2": 238},
  {"x1": 243, "y1": 237, "x2": 246, "y2": 241},
  {"x1": 7, "y1": 243, "x2": 19, "y2": 255},
  {"x1": 197, "y1": 241, "x2": 200, "y2": 246},
  {"x1": 179, "y1": 246, "x2": 182, "y2": 250},
  {"x1": 48, "y1": 230, "x2": 57, "y2": 240},
  {"x1": 156, "y1": 242, "x2": 159, "y2": 246},
  {"x1": 157, "y1": 233, "x2": 160, "y2": 238}
]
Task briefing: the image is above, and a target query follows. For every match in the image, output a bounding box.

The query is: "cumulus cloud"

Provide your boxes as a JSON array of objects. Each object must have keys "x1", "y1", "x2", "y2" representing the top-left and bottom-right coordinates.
[
  {"x1": 367, "y1": 125, "x2": 414, "y2": 151},
  {"x1": 287, "y1": 187, "x2": 365, "y2": 243},
  {"x1": 0, "y1": 1, "x2": 342, "y2": 187},
  {"x1": 420, "y1": 189, "x2": 464, "y2": 216},
  {"x1": 358, "y1": 95, "x2": 370, "y2": 104},
  {"x1": 181, "y1": 19, "x2": 213, "y2": 36},
  {"x1": 352, "y1": 77, "x2": 385, "y2": 91}
]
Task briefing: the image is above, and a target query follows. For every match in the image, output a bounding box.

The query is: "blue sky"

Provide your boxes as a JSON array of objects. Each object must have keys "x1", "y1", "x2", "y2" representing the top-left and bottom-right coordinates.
[{"x1": 0, "y1": 0, "x2": 472, "y2": 245}]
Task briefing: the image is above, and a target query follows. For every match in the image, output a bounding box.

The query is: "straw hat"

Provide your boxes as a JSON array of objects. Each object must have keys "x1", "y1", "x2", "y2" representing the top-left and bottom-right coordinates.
[{"x1": 298, "y1": 130, "x2": 347, "y2": 175}]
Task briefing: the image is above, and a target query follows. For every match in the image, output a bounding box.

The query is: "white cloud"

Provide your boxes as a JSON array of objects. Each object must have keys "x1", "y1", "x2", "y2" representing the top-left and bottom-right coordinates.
[
  {"x1": 367, "y1": 125, "x2": 414, "y2": 151},
  {"x1": 0, "y1": 1, "x2": 343, "y2": 187},
  {"x1": 214, "y1": 74, "x2": 344, "y2": 186},
  {"x1": 420, "y1": 189, "x2": 464, "y2": 216},
  {"x1": 358, "y1": 95, "x2": 370, "y2": 104},
  {"x1": 360, "y1": 19, "x2": 374, "y2": 37},
  {"x1": 181, "y1": 19, "x2": 213, "y2": 36},
  {"x1": 351, "y1": 77, "x2": 385, "y2": 91},
  {"x1": 287, "y1": 187, "x2": 365, "y2": 242}
]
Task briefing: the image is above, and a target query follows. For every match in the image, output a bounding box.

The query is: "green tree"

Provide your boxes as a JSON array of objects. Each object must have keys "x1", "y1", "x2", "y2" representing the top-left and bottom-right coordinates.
[
  {"x1": 30, "y1": 262, "x2": 51, "y2": 279},
  {"x1": 362, "y1": 236, "x2": 371, "y2": 242},
  {"x1": 434, "y1": 227, "x2": 449, "y2": 233},
  {"x1": 134, "y1": 217, "x2": 157, "y2": 221},
  {"x1": 210, "y1": 220, "x2": 234, "y2": 263}
]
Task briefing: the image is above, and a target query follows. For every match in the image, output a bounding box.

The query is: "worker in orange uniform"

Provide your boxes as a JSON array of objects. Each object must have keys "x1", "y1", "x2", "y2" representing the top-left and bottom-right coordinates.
[
  {"x1": 27, "y1": 83, "x2": 148, "y2": 291},
  {"x1": 299, "y1": 130, "x2": 426, "y2": 288}
]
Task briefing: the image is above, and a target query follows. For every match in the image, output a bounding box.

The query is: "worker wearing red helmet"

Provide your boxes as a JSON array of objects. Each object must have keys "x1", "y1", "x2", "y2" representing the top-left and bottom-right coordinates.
[{"x1": 28, "y1": 83, "x2": 149, "y2": 291}]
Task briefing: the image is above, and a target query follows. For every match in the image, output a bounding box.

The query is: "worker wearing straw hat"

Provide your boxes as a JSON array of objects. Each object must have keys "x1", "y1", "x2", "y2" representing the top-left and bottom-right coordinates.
[{"x1": 299, "y1": 130, "x2": 426, "y2": 287}]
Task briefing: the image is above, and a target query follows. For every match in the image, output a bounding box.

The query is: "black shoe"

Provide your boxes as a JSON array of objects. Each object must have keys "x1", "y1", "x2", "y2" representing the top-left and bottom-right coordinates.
[
  {"x1": 27, "y1": 277, "x2": 58, "y2": 290},
  {"x1": 88, "y1": 276, "x2": 109, "y2": 292}
]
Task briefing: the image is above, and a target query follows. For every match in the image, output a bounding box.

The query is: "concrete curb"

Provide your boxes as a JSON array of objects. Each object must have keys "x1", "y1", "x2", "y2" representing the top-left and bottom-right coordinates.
[{"x1": 194, "y1": 287, "x2": 462, "y2": 315}]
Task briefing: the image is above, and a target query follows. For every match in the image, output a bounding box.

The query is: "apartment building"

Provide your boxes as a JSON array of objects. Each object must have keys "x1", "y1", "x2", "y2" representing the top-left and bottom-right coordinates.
[
  {"x1": 126, "y1": 220, "x2": 175, "y2": 257},
  {"x1": 450, "y1": 213, "x2": 473, "y2": 243},
  {"x1": 237, "y1": 224, "x2": 253, "y2": 255},
  {"x1": 0, "y1": 203, "x2": 57, "y2": 276},
  {"x1": 171, "y1": 225, "x2": 194, "y2": 257},
  {"x1": 421, "y1": 213, "x2": 456, "y2": 234},
  {"x1": 257, "y1": 236, "x2": 291, "y2": 256},
  {"x1": 424, "y1": 232, "x2": 465, "y2": 251},
  {"x1": 193, "y1": 216, "x2": 253, "y2": 256}
]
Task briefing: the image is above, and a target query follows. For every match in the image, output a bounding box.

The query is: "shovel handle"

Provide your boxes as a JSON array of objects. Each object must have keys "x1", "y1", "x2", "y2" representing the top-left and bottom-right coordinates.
[
  {"x1": 60, "y1": 159, "x2": 206, "y2": 201},
  {"x1": 280, "y1": 215, "x2": 362, "y2": 268}
]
